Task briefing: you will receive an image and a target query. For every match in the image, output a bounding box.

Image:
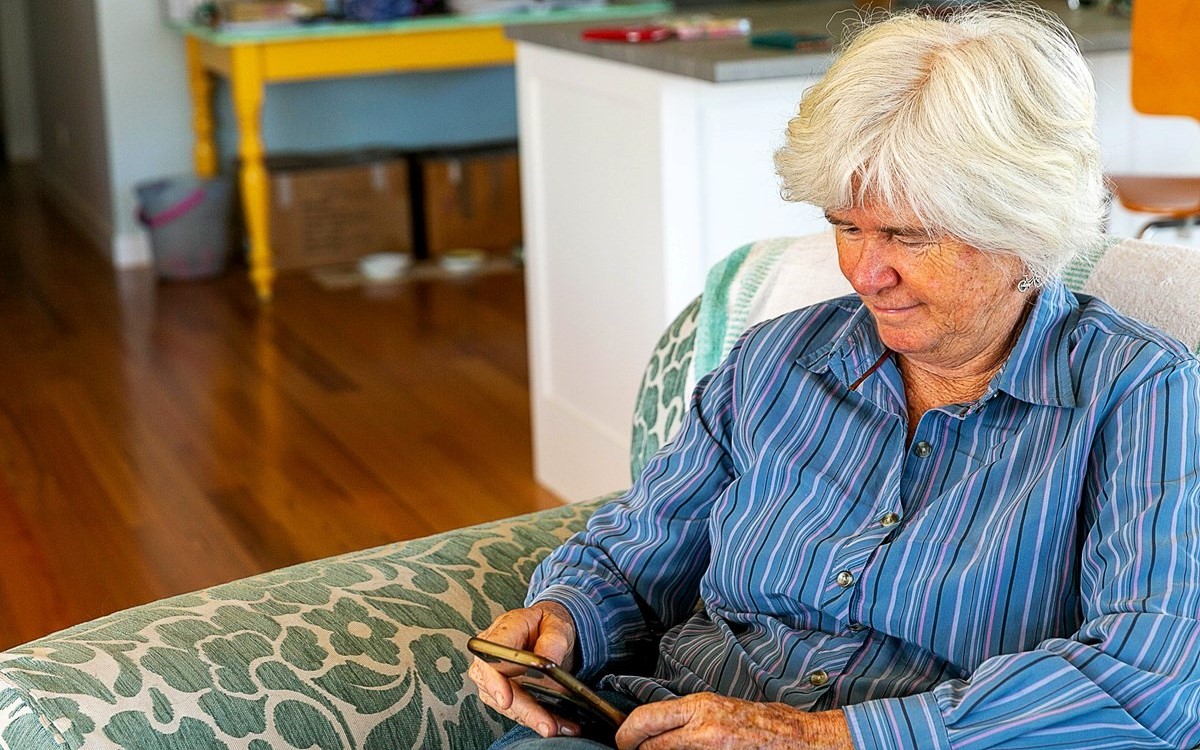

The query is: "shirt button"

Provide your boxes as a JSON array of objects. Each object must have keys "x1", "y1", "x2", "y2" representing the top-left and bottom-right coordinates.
[
  {"x1": 913, "y1": 441, "x2": 932, "y2": 458},
  {"x1": 836, "y1": 570, "x2": 855, "y2": 587},
  {"x1": 809, "y1": 669, "x2": 830, "y2": 687},
  {"x1": 848, "y1": 622, "x2": 864, "y2": 632},
  {"x1": 880, "y1": 512, "x2": 901, "y2": 527}
]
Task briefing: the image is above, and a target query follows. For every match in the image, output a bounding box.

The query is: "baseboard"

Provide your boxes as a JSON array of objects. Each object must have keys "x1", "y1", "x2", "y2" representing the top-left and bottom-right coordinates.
[
  {"x1": 36, "y1": 167, "x2": 154, "y2": 268},
  {"x1": 37, "y1": 166, "x2": 115, "y2": 262},
  {"x1": 113, "y1": 229, "x2": 152, "y2": 267}
]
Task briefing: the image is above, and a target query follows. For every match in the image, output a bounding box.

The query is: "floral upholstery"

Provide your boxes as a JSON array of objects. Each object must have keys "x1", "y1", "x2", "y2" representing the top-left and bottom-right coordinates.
[
  {"x1": 0, "y1": 499, "x2": 606, "y2": 749},
  {"x1": 629, "y1": 297, "x2": 699, "y2": 480}
]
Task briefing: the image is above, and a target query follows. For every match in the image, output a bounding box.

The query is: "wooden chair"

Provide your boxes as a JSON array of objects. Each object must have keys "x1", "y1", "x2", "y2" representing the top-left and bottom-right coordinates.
[{"x1": 1106, "y1": 0, "x2": 1200, "y2": 237}]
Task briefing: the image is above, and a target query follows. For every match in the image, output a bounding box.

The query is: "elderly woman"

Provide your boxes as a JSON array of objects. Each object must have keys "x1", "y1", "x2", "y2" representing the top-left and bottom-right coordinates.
[{"x1": 470, "y1": 6, "x2": 1200, "y2": 750}]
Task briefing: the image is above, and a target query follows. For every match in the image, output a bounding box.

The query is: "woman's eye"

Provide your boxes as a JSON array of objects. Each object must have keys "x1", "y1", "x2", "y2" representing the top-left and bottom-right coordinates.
[{"x1": 896, "y1": 236, "x2": 934, "y2": 248}]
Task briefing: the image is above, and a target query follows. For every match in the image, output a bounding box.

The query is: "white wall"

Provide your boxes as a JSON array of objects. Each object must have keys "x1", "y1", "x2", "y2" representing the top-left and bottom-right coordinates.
[
  {"x1": 18, "y1": 0, "x2": 190, "y2": 264},
  {"x1": 96, "y1": 1, "x2": 193, "y2": 266},
  {"x1": 26, "y1": 0, "x2": 113, "y2": 253},
  {"x1": 0, "y1": 0, "x2": 40, "y2": 161},
  {"x1": 1090, "y1": 50, "x2": 1200, "y2": 239}
]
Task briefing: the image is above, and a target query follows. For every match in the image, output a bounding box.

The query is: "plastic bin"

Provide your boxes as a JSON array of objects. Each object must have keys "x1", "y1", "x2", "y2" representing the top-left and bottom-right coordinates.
[{"x1": 136, "y1": 175, "x2": 233, "y2": 281}]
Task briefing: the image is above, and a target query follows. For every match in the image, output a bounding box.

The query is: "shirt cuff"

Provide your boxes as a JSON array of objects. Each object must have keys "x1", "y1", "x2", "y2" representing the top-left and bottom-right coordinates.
[
  {"x1": 527, "y1": 583, "x2": 611, "y2": 682},
  {"x1": 842, "y1": 692, "x2": 952, "y2": 750}
]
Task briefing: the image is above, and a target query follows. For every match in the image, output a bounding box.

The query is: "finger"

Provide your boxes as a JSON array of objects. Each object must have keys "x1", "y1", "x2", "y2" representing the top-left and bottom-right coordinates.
[
  {"x1": 631, "y1": 729, "x2": 686, "y2": 750},
  {"x1": 556, "y1": 718, "x2": 582, "y2": 738},
  {"x1": 530, "y1": 616, "x2": 575, "y2": 665},
  {"x1": 471, "y1": 666, "x2": 561, "y2": 737},
  {"x1": 615, "y1": 701, "x2": 696, "y2": 750},
  {"x1": 480, "y1": 606, "x2": 573, "y2": 670},
  {"x1": 474, "y1": 610, "x2": 546, "y2": 679},
  {"x1": 504, "y1": 682, "x2": 563, "y2": 738},
  {"x1": 468, "y1": 658, "x2": 516, "y2": 708},
  {"x1": 478, "y1": 609, "x2": 540, "y2": 649},
  {"x1": 474, "y1": 654, "x2": 535, "y2": 680}
]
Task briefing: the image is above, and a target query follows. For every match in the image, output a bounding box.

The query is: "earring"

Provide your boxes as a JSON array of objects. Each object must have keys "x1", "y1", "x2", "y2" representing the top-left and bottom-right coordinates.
[{"x1": 1016, "y1": 275, "x2": 1035, "y2": 293}]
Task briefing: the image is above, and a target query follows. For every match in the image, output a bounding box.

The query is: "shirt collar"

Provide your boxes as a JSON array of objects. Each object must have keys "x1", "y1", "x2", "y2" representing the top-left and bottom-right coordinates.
[
  {"x1": 797, "y1": 299, "x2": 889, "y2": 390},
  {"x1": 797, "y1": 282, "x2": 1078, "y2": 409},
  {"x1": 992, "y1": 279, "x2": 1078, "y2": 408}
]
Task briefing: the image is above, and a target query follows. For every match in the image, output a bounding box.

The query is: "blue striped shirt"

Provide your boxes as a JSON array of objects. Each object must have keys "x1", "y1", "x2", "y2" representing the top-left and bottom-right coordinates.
[{"x1": 528, "y1": 280, "x2": 1200, "y2": 749}]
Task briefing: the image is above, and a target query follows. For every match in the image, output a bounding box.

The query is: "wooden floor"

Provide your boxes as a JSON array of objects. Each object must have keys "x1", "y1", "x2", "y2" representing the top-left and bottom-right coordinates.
[{"x1": 0, "y1": 166, "x2": 561, "y2": 649}]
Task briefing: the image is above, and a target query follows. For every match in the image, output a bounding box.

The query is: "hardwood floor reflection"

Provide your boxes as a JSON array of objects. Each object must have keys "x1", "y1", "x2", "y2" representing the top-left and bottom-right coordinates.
[{"x1": 0, "y1": 166, "x2": 561, "y2": 649}]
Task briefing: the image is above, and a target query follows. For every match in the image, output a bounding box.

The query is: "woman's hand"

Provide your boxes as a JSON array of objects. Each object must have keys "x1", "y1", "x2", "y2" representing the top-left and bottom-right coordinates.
[
  {"x1": 467, "y1": 601, "x2": 580, "y2": 738},
  {"x1": 615, "y1": 693, "x2": 853, "y2": 750}
]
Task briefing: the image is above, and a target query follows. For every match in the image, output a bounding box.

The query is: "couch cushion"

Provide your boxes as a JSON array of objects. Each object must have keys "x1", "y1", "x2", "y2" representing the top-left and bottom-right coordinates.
[
  {"x1": 692, "y1": 233, "x2": 852, "y2": 387},
  {"x1": 1065, "y1": 237, "x2": 1200, "y2": 352},
  {"x1": 0, "y1": 690, "x2": 64, "y2": 750},
  {"x1": 693, "y1": 234, "x2": 1200, "y2": 387},
  {"x1": 630, "y1": 297, "x2": 700, "y2": 481},
  {"x1": 0, "y1": 500, "x2": 601, "y2": 750}
]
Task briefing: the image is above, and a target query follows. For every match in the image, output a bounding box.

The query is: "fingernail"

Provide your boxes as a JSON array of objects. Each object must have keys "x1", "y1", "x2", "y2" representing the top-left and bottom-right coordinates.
[
  {"x1": 560, "y1": 725, "x2": 578, "y2": 737},
  {"x1": 539, "y1": 723, "x2": 554, "y2": 737},
  {"x1": 491, "y1": 691, "x2": 503, "y2": 704}
]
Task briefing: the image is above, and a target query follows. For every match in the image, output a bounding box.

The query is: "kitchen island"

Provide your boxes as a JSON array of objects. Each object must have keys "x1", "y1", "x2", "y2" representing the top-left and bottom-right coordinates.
[{"x1": 508, "y1": 1, "x2": 1200, "y2": 501}]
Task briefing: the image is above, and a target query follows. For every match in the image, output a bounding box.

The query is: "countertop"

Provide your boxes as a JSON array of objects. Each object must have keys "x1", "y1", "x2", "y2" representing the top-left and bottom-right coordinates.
[
  {"x1": 504, "y1": 0, "x2": 1132, "y2": 82},
  {"x1": 178, "y1": 2, "x2": 670, "y2": 43}
]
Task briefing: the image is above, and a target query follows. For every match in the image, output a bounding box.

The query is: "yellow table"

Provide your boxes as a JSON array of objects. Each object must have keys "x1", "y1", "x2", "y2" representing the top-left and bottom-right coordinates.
[{"x1": 180, "y1": 5, "x2": 667, "y2": 300}]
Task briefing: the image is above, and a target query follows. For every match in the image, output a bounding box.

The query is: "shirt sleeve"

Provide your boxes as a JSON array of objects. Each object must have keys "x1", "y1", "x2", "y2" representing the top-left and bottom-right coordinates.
[
  {"x1": 524, "y1": 334, "x2": 745, "y2": 681},
  {"x1": 844, "y1": 358, "x2": 1200, "y2": 750}
]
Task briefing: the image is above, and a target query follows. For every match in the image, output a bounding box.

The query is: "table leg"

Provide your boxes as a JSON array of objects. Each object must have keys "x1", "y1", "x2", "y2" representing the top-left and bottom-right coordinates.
[
  {"x1": 230, "y1": 45, "x2": 274, "y2": 302},
  {"x1": 185, "y1": 37, "x2": 218, "y2": 178}
]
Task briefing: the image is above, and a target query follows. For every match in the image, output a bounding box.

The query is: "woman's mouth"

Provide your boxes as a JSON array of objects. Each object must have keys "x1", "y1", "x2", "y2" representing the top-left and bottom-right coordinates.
[{"x1": 871, "y1": 302, "x2": 920, "y2": 316}]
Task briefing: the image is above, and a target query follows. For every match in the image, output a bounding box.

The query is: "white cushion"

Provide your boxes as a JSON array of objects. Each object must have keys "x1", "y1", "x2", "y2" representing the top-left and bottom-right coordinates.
[{"x1": 692, "y1": 233, "x2": 1200, "y2": 389}]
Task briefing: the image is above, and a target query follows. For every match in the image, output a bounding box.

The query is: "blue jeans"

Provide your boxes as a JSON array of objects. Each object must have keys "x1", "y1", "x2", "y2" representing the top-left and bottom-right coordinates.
[
  {"x1": 491, "y1": 738, "x2": 612, "y2": 750},
  {"x1": 487, "y1": 690, "x2": 640, "y2": 750}
]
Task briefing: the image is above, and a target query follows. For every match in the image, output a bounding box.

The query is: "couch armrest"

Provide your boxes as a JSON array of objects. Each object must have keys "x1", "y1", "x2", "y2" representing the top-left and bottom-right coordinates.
[{"x1": 0, "y1": 498, "x2": 606, "y2": 750}]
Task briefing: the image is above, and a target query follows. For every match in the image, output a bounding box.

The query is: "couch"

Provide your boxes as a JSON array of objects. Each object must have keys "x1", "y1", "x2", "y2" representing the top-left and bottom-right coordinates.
[{"x1": 1, "y1": 235, "x2": 1197, "y2": 750}]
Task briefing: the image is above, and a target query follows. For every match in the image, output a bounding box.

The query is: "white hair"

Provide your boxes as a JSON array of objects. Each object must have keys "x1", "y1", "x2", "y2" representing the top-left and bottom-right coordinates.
[{"x1": 774, "y1": 4, "x2": 1106, "y2": 282}]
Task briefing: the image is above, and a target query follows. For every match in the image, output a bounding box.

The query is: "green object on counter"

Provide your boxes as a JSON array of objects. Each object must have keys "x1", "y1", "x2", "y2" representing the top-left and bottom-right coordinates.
[{"x1": 748, "y1": 29, "x2": 832, "y2": 51}]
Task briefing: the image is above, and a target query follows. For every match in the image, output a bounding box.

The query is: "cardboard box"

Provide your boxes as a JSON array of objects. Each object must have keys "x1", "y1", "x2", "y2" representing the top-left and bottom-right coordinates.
[
  {"x1": 415, "y1": 146, "x2": 522, "y2": 257},
  {"x1": 217, "y1": 0, "x2": 325, "y2": 24},
  {"x1": 267, "y1": 152, "x2": 413, "y2": 271}
]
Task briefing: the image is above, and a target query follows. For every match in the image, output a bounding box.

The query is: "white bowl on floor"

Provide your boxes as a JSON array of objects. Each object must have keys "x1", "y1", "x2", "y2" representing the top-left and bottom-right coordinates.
[
  {"x1": 359, "y1": 252, "x2": 411, "y2": 281},
  {"x1": 439, "y1": 249, "x2": 487, "y2": 274}
]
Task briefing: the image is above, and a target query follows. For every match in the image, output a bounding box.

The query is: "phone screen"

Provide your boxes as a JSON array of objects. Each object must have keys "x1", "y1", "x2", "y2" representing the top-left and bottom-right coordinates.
[{"x1": 467, "y1": 637, "x2": 628, "y2": 731}]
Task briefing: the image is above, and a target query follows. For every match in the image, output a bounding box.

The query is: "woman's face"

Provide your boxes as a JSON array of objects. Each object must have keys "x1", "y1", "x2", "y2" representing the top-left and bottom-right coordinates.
[{"x1": 827, "y1": 201, "x2": 1028, "y2": 374}]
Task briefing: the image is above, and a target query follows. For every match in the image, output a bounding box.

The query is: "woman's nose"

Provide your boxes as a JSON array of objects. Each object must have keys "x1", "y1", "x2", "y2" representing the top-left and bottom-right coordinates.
[{"x1": 842, "y1": 236, "x2": 901, "y2": 295}]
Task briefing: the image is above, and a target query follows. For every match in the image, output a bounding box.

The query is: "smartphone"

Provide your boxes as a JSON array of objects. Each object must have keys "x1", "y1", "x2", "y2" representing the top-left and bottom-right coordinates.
[
  {"x1": 580, "y1": 25, "x2": 673, "y2": 43},
  {"x1": 467, "y1": 637, "x2": 627, "y2": 731}
]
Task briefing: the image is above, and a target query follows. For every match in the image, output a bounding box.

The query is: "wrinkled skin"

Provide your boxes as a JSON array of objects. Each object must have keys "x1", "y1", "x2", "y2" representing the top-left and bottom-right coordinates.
[
  {"x1": 616, "y1": 693, "x2": 853, "y2": 750},
  {"x1": 827, "y1": 201, "x2": 1028, "y2": 377},
  {"x1": 827, "y1": 201, "x2": 1030, "y2": 435},
  {"x1": 468, "y1": 601, "x2": 584, "y2": 738},
  {"x1": 469, "y1": 603, "x2": 854, "y2": 749}
]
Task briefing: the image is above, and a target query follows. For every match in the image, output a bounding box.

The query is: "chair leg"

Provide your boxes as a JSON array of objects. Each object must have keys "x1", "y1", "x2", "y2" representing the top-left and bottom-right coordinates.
[{"x1": 1135, "y1": 216, "x2": 1196, "y2": 239}]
